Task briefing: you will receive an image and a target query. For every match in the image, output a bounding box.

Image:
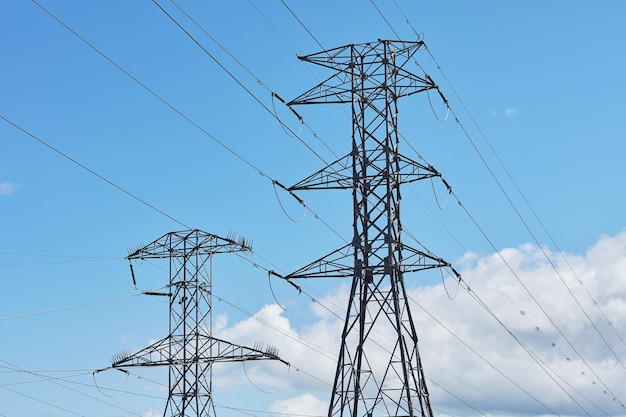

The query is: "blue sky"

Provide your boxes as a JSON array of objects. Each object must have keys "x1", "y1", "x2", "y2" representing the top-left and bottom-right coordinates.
[{"x1": 2, "y1": 1, "x2": 626, "y2": 416}]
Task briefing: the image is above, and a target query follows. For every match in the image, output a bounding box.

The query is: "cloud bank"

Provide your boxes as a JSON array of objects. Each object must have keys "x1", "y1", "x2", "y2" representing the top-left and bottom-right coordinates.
[{"x1": 213, "y1": 229, "x2": 626, "y2": 417}]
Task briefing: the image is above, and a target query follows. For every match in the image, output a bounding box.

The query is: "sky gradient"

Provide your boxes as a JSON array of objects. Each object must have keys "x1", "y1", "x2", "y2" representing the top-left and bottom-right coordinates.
[{"x1": 1, "y1": 1, "x2": 626, "y2": 416}]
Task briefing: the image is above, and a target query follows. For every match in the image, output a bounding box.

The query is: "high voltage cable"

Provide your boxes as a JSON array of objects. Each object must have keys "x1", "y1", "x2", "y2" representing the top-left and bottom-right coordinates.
[
  {"x1": 0, "y1": 251, "x2": 120, "y2": 267},
  {"x1": 31, "y1": 0, "x2": 347, "y2": 247},
  {"x1": 393, "y1": 0, "x2": 626, "y2": 373},
  {"x1": 444, "y1": 110, "x2": 625, "y2": 407},
  {"x1": 0, "y1": 368, "x2": 91, "y2": 388},
  {"x1": 401, "y1": 123, "x2": 620, "y2": 409},
  {"x1": 0, "y1": 291, "x2": 141, "y2": 321},
  {"x1": 254, "y1": 3, "x2": 624, "y2": 413},
  {"x1": 0, "y1": 359, "x2": 144, "y2": 417},
  {"x1": 425, "y1": 378, "x2": 489, "y2": 417},
  {"x1": 466, "y1": 309, "x2": 602, "y2": 415},
  {"x1": 400, "y1": 187, "x2": 612, "y2": 403},
  {"x1": 30, "y1": 0, "x2": 350, "y2": 314},
  {"x1": 151, "y1": 0, "x2": 330, "y2": 166},
  {"x1": 246, "y1": 3, "x2": 595, "y2": 414},
  {"x1": 366, "y1": 3, "x2": 625, "y2": 409},
  {"x1": 31, "y1": 0, "x2": 349, "y2": 275},
  {"x1": 167, "y1": 0, "x2": 341, "y2": 162},
  {"x1": 271, "y1": 5, "x2": 577, "y2": 411},
  {"x1": 441, "y1": 113, "x2": 624, "y2": 406},
  {"x1": 409, "y1": 298, "x2": 562, "y2": 416},
  {"x1": 248, "y1": 0, "x2": 298, "y2": 56},
  {"x1": 1, "y1": 386, "x2": 85, "y2": 417},
  {"x1": 279, "y1": 0, "x2": 325, "y2": 51},
  {"x1": 1, "y1": 113, "x2": 190, "y2": 230},
  {"x1": 369, "y1": 0, "x2": 402, "y2": 39},
  {"x1": 215, "y1": 294, "x2": 337, "y2": 364},
  {"x1": 447, "y1": 281, "x2": 608, "y2": 416},
  {"x1": 448, "y1": 184, "x2": 622, "y2": 409},
  {"x1": 22, "y1": 2, "x2": 620, "y2": 412},
  {"x1": 423, "y1": 41, "x2": 626, "y2": 359},
  {"x1": 424, "y1": 359, "x2": 527, "y2": 416},
  {"x1": 0, "y1": 259, "x2": 117, "y2": 267},
  {"x1": 0, "y1": 251, "x2": 117, "y2": 259},
  {"x1": 29, "y1": 0, "x2": 266, "y2": 178}
]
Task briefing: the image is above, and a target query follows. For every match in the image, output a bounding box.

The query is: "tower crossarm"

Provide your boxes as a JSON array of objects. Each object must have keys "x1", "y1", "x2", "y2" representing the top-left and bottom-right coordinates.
[
  {"x1": 281, "y1": 242, "x2": 458, "y2": 281},
  {"x1": 399, "y1": 243, "x2": 459, "y2": 276},
  {"x1": 289, "y1": 153, "x2": 353, "y2": 191},
  {"x1": 289, "y1": 153, "x2": 442, "y2": 191},
  {"x1": 126, "y1": 229, "x2": 251, "y2": 260},
  {"x1": 288, "y1": 40, "x2": 436, "y2": 106},
  {"x1": 109, "y1": 336, "x2": 288, "y2": 369},
  {"x1": 284, "y1": 244, "x2": 354, "y2": 280}
]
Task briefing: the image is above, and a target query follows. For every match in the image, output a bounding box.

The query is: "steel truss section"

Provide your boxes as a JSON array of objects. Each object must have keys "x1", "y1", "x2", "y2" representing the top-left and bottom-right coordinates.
[
  {"x1": 286, "y1": 40, "x2": 458, "y2": 417},
  {"x1": 112, "y1": 229, "x2": 287, "y2": 417}
]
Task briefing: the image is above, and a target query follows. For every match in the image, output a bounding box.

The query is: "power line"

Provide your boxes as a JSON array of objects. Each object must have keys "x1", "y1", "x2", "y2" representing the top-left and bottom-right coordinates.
[
  {"x1": 424, "y1": 42, "x2": 626, "y2": 358},
  {"x1": 370, "y1": 3, "x2": 626, "y2": 405},
  {"x1": 1, "y1": 385, "x2": 85, "y2": 417},
  {"x1": 167, "y1": 0, "x2": 341, "y2": 162},
  {"x1": 0, "y1": 251, "x2": 118, "y2": 259},
  {"x1": 1, "y1": 113, "x2": 190, "y2": 230},
  {"x1": 360, "y1": 5, "x2": 624, "y2": 412},
  {"x1": 279, "y1": 0, "x2": 325, "y2": 51},
  {"x1": 18, "y1": 2, "x2": 620, "y2": 412},
  {"x1": 409, "y1": 297, "x2": 560, "y2": 415},
  {"x1": 151, "y1": 0, "x2": 330, "y2": 166},
  {"x1": 249, "y1": 6, "x2": 604, "y2": 412},
  {"x1": 0, "y1": 291, "x2": 142, "y2": 321},
  {"x1": 31, "y1": 0, "x2": 348, "y2": 248},
  {"x1": 0, "y1": 359, "x2": 144, "y2": 417}
]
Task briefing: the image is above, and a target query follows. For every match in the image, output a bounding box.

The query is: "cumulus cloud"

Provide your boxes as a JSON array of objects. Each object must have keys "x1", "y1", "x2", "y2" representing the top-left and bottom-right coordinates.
[
  {"x1": 141, "y1": 408, "x2": 161, "y2": 417},
  {"x1": 0, "y1": 181, "x2": 19, "y2": 196},
  {"x1": 212, "y1": 230, "x2": 626, "y2": 417},
  {"x1": 269, "y1": 393, "x2": 327, "y2": 417}
]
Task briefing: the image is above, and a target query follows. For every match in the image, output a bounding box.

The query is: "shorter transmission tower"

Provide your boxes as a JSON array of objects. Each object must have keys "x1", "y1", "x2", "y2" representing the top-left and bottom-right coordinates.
[{"x1": 107, "y1": 229, "x2": 287, "y2": 417}]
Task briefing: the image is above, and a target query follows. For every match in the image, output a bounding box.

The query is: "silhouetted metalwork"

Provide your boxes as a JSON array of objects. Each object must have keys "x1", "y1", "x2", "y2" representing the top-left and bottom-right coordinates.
[
  {"x1": 110, "y1": 229, "x2": 287, "y2": 417},
  {"x1": 285, "y1": 40, "x2": 459, "y2": 417}
]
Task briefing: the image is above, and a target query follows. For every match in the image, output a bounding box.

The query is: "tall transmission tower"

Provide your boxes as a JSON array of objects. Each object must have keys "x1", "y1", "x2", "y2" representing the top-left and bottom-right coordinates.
[
  {"x1": 283, "y1": 40, "x2": 458, "y2": 417},
  {"x1": 109, "y1": 229, "x2": 287, "y2": 417}
]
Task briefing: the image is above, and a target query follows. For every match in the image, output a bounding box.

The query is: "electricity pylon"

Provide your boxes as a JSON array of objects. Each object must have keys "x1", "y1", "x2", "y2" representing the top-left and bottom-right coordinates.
[
  {"x1": 110, "y1": 229, "x2": 287, "y2": 417},
  {"x1": 283, "y1": 40, "x2": 459, "y2": 417}
]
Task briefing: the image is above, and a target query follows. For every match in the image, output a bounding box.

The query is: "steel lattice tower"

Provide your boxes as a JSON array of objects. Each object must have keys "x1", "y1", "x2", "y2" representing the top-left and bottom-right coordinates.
[
  {"x1": 284, "y1": 40, "x2": 457, "y2": 417},
  {"x1": 110, "y1": 229, "x2": 286, "y2": 417}
]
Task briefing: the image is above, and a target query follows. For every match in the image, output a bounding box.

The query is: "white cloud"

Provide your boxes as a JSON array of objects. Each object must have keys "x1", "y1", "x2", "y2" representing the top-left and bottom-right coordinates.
[
  {"x1": 213, "y1": 303, "x2": 339, "y2": 394},
  {"x1": 211, "y1": 230, "x2": 626, "y2": 417},
  {"x1": 410, "y1": 230, "x2": 626, "y2": 416},
  {"x1": 504, "y1": 107, "x2": 517, "y2": 116},
  {"x1": 141, "y1": 408, "x2": 161, "y2": 417},
  {"x1": 269, "y1": 393, "x2": 327, "y2": 417},
  {"x1": 0, "y1": 181, "x2": 18, "y2": 196}
]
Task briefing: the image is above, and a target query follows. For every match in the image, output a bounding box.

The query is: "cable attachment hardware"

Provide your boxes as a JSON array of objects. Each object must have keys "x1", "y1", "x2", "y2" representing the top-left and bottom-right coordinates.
[
  {"x1": 271, "y1": 91, "x2": 305, "y2": 138},
  {"x1": 129, "y1": 262, "x2": 137, "y2": 288},
  {"x1": 269, "y1": 270, "x2": 302, "y2": 294},
  {"x1": 272, "y1": 91, "x2": 303, "y2": 122},
  {"x1": 272, "y1": 179, "x2": 307, "y2": 222}
]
